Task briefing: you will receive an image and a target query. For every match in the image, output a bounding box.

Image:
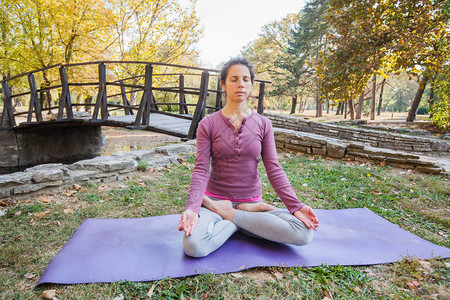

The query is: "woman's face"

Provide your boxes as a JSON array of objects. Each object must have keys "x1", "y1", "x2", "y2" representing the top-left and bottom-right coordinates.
[{"x1": 222, "y1": 64, "x2": 252, "y2": 103}]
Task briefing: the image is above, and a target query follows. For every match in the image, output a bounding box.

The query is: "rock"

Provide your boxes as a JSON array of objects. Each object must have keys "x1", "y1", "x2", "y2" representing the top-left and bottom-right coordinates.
[
  {"x1": 0, "y1": 172, "x2": 33, "y2": 186},
  {"x1": 326, "y1": 140, "x2": 347, "y2": 158},
  {"x1": 155, "y1": 144, "x2": 195, "y2": 155},
  {"x1": 69, "y1": 156, "x2": 136, "y2": 172}
]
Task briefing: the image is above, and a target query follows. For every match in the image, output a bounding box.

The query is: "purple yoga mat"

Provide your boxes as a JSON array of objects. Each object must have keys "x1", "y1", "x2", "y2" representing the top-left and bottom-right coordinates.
[{"x1": 37, "y1": 208, "x2": 450, "y2": 285}]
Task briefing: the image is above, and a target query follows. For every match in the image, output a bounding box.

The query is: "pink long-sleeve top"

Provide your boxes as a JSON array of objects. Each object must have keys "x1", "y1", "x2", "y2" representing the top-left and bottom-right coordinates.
[{"x1": 186, "y1": 110, "x2": 305, "y2": 215}]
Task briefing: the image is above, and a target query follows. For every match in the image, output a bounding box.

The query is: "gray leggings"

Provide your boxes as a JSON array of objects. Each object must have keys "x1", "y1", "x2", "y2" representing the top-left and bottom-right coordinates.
[{"x1": 183, "y1": 202, "x2": 313, "y2": 257}]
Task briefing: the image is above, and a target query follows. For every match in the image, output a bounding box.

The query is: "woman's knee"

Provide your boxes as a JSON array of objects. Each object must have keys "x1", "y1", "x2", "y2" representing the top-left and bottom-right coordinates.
[
  {"x1": 182, "y1": 235, "x2": 212, "y2": 258},
  {"x1": 292, "y1": 227, "x2": 313, "y2": 246}
]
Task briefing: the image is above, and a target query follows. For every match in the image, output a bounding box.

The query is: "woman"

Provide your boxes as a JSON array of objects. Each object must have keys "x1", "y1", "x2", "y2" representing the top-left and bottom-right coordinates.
[{"x1": 178, "y1": 57, "x2": 319, "y2": 257}]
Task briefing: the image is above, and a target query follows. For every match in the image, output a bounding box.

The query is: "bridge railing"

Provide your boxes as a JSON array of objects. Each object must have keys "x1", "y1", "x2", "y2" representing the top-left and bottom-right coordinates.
[{"x1": 0, "y1": 61, "x2": 268, "y2": 138}]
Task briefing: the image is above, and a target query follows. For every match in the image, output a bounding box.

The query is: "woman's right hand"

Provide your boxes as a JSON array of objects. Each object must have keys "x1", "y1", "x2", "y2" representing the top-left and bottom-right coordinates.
[{"x1": 178, "y1": 209, "x2": 199, "y2": 236}]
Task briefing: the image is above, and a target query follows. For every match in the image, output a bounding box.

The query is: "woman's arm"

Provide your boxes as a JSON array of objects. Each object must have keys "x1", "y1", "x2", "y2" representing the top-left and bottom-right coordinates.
[
  {"x1": 261, "y1": 119, "x2": 319, "y2": 229},
  {"x1": 185, "y1": 120, "x2": 212, "y2": 215}
]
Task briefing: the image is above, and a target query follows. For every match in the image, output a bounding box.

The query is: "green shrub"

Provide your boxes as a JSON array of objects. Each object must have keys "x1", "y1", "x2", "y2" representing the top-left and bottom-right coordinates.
[{"x1": 417, "y1": 106, "x2": 428, "y2": 115}]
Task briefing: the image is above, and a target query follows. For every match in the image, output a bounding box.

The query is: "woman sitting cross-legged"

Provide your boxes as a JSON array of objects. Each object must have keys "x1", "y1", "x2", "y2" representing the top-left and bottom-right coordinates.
[{"x1": 178, "y1": 57, "x2": 319, "y2": 257}]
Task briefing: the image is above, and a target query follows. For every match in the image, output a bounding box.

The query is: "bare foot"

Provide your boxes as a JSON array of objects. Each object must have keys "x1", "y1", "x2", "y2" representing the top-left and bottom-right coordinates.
[
  {"x1": 235, "y1": 202, "x2": 277, "y2": 212},
  {"x1": 202, "y1": 196, "x2": 236, "y2": 221}
]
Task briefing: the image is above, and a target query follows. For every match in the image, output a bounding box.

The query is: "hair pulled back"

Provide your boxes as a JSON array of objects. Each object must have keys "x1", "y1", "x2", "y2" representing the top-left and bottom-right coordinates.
[{"x1": 220, "y1": 57, "x2": 255, "y2": 84}]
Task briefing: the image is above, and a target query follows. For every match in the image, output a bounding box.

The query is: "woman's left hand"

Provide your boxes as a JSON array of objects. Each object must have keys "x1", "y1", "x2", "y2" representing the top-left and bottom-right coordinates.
[{"x1": 294, "y1": 206, "x2": 319, "y2": 231}]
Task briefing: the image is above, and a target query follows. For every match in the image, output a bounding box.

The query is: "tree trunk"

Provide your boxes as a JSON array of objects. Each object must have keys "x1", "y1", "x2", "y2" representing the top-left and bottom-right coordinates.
[
  {"x1": 370, "y1": 74, "x2": 376, "y2": 120},
  {"x1": 336, "y1": 102, "x2": 342, "y2": 115},
  {"x1": 355, "y1": 90, "x2": 364, "y2": 119},
  {"x1": 326, "y1": 98, "x2": 330, "y2": 114},
  {"x1": 406, "y1": 75, "x2": 428, "y2": 122},
  {"x1": 315, "y1": 93, "x2": 322, "y2": 117},
  {"x1": 377, "y1": 78, "x2": 386, "y2": 115},
  {"x1": 344, "y1": 101, "x2": 348, "y2": 119},
  {"x1": 348, "y1": 99, "x2": 355, "y2": 120},
  {"x1": 429, "y1": 79, "x2": 434, "y2": 118},
  {"x1": 290, "y1": 96, "x2": 297, "y2": 114}
]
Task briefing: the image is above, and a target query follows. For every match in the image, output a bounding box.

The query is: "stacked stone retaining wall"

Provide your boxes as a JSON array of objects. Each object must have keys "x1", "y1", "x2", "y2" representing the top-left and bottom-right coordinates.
[
  {"x1": 0, "y1": 143, "x2": 195, "y2": 200},
  {"x1": 266, "y1": 113, "x2": 450, "y2": 155},
  {"x1": 274, "y1": 128, "x2": 446, "y2": 174}
]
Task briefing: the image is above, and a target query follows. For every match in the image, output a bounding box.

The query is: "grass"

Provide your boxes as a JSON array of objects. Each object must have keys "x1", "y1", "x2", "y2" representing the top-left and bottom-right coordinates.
[{"x1": 0, "y1": 153, "x2": 449, "y2": 299}]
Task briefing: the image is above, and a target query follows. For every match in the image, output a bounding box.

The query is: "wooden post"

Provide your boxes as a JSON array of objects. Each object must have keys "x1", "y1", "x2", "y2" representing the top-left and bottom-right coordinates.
[
  {"x1": 27, "y1": 73, "x2": 43, "y2": 122},
  {"x1": 57, "y1": 66, "x2": 74, "y2": 120},
  {"x1": 1, "y1": 81, "x2": 16, "y2": 127},
  {"x1": 92, "y1": 62, "x2": 108, "y2": 120},
  {"x1": 120, "y1": 80, "x2": 134, "y2": 115},
  {"x1": 257, "y1": 82, "x2": 265, "y2": 114},
  {"x1": 290, "y1": 96, "x2": 297, "y2": 114},
  {"x1": 187, "y1": 71, "x2": 209, "y2": 139},
  {"x1": 215, "y1": 78, "x2": 223, "y2": 110},
  {"x1": 134, "y1": 64, "x2": 153, "y2": 126},
  {"x1": 179, "y1": 75, "x2": 188, "y2": 114}
]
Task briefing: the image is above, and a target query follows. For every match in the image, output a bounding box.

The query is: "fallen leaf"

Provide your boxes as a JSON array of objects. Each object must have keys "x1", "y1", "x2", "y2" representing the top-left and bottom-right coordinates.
[
  {"x1": 370, "y1": 190, "x2": 382, "y2": 195},
  {"x1": 402, "y1": 277, "x2": 418, "y2": 289},
  {"x1": 41, "y1": 197, "x2": 52, "y2": 203},
  {"x1": 44, "y1": 220, "x2": 61, "y2": 227},
  {"x1": 272, "y1": 272, "x2": 284, "y2": 280},
  {"x1": 65, "y1": 192, "x2": 76, "y2": 197},
  {"x1": 238, "y1": 265, "x2": 245, "y2": 270},
  {"x1": 63, "y1": 208, "x2": 74, "y2": 214},
  {"x1": 24, "y1": 273, "x2": 36, "y2": 279},
  {"x1": 322, "y1": 289, "x2": 333, "y2": 299},
  {"x1": 0, "y1": 200, "x2": 7, "y2": 206},
  {"x1": 146, "y1": 284, "x2": 157, "y2": 300},
  {"x1": 42, "y1": 289, "x2": 56, "y2": 299},
  {"x1": 15, "y1": 211, "x2": 22, "y2": 216},
  {"x1": 231, "y1": 272, "x2": 243, "y2": 278},
  {"x1": 178, "y1": 157, "x2": 185, "y2": 163},
  {"x1": 380, "y1": 161, "x2": 386, "y2": 167},
  {"x1": 73, "y1": 184, "x2": 81, "y2": 190},
  {"x1": 34, "y1": 210, "x2": 51, "y2": 218}
]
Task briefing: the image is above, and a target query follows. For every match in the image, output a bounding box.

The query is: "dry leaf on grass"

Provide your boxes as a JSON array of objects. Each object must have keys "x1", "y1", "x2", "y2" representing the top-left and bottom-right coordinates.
[
  {"x1": 63, "y1": 208, "x2": 74, "y2": 214},
  {"x1": 42, "y1": 289, "x2": 56, "y2": 299},
  {"x1": 24, "y1": 273, "x2": 36, "y2": 279},
  {"x1": 34, "y1": 210, "x2": 51, "y2": 218},
  {"x1": 44, "y1": 220, "x2": 61, "y2": 227},
  {"x1": 401, "y1": 277, "x2": 418, "y2": 289},
  {"x1": 146, "y1": 284, "x2": 157, "y2": 300},
  {"x1": 73, "y1": 184, "x2": 81, "y2": 190},
  {"x1": 0, "y1": 200, "x2": 8, "y2": 206}
]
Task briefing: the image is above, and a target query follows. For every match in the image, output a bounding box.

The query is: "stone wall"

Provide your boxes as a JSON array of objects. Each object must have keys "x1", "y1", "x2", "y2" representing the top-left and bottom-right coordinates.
[
  {"x1": 0, "y1": 129, "x2": 19, "y2": 174},
  {"x1": 274, "y1": 128, "x2": 446, "y2": 174},
  {"x1": 0, "y1": 125, "x2": 104, "y2": 174},
  {"x1": 0, "y1": 143, "x2": 195, "y2": 199},
  {"x1": 266, "y1": 113, "x2": 450, "y2": 155}
]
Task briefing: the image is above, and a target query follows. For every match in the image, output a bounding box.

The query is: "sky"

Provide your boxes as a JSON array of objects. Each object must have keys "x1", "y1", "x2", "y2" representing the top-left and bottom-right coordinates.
[{"x1": 194, "y1": 0, "x2": 306, "y2": 68}]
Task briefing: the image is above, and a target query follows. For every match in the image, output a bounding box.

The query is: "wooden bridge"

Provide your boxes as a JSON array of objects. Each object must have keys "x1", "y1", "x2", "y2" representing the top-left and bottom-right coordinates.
[
  {"x1": 0, "y1": 61, "x2": 268, "y2": 139},
  {"x1": 0, "y1": 61, "x2": 268, "y2": 173}
]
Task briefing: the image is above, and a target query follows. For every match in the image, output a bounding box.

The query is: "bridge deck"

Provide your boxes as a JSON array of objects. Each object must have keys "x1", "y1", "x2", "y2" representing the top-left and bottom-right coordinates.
[
  {"x1": 109, "y1": 113, "x2": 192, "y2": 137},
  {"x1": 13, "y1": 112, "x2": 193, "y2": 138}
]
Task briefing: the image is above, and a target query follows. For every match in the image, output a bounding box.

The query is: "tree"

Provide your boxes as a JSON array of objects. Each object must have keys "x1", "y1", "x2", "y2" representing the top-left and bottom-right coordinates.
[
  {"x1": 111, "y1": 0, "x2": 202, "y2": 104},
  {"x1": 241, "y1": 13, "x2": 301, "y2": 109},
  {"x1": 278, "y1": 0, "x2": 329, "y2": 117},
  {"x1": 317, "y1": 0, "x2": 450, "y2": 122}
]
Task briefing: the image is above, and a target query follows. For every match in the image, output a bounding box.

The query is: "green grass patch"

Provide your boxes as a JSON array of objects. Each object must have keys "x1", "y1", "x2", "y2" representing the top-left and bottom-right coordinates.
[{"x1": 0, "y1": 153, "x2": 448, "y2": 299}]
